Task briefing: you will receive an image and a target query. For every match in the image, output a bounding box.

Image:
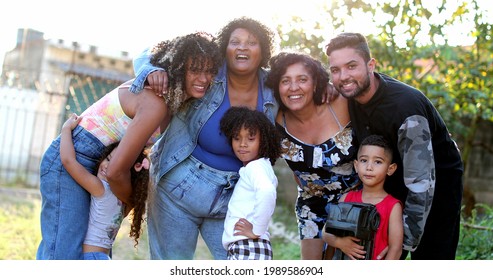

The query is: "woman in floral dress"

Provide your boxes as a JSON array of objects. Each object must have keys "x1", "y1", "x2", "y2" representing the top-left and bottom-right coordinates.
[{"x1": 266, "y1": 52, "x2": 360, "y2": 259}]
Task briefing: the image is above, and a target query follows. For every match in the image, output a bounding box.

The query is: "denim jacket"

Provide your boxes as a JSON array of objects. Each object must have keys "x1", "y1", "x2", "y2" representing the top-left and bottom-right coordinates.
[
  {"x1": 146, "y1": 63, "x2": 279, "y2": 184},
  {"x1": 130, "y1": 47, "x2": 163, "y2": 93}
]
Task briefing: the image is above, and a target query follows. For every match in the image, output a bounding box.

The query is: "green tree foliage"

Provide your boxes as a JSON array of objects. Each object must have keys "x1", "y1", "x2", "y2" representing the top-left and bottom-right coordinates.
[{"x1": 276, "y1": 0, "x2": 493, "y2": 202}]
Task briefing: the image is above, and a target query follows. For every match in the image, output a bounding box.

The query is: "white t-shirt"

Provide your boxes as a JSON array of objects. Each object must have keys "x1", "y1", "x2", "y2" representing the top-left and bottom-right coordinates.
[
  {"x1": 222, "y1": 157, "x2": 278, "y2": 249},
  {"x1": 83, "y1": 180, "x2": 124, "y2": 249}
]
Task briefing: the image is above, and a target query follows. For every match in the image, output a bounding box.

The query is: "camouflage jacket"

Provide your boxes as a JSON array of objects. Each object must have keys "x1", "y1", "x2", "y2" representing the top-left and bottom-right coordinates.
[{"x1": 348, "y1": 73, "x2": 463, "y2": 252}]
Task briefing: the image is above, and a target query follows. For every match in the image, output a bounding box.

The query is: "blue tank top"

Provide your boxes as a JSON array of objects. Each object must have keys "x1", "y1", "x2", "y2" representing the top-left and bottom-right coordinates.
[{"x1": 192, "y1": 84, "x2": 263, "y2": 171}]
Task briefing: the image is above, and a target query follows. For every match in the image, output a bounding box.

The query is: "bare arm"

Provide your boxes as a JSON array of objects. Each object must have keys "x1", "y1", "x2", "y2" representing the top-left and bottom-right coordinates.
[
  {"x1": 385, "y1": 202, "x2": 404, "y2": 260},
  {"x1": 322, "y1": 232, "x2": 366, "y2": 260},
  {"x1": 106, "y1": 88, "x2": 169, "y2": 205},
  {"x1": 60, "y1": 114, "x2": 104, "y2": 197},
  {"x1": 322, "y1": 193, "x2": 366, "y2": 260}
]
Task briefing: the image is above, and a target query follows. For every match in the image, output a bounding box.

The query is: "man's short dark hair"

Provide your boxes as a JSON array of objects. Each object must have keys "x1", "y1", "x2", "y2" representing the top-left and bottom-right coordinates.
[{"x1": 325, "y1": 32, "x2": 371, "y2": 63}]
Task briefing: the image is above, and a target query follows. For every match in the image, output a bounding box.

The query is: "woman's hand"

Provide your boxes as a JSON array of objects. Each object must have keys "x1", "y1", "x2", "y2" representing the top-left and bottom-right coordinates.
[
  {"x1": 147, "y1": 70, "x2": 168, "y2": 96},
  {"x1": 323, "y1": 82, "x2": 339, "y2": 103}
]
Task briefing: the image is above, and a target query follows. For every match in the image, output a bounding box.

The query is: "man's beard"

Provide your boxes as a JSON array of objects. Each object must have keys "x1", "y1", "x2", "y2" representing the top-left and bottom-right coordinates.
[{"x1": 337, "y1": 73, "x2": 371, "y2": 100}]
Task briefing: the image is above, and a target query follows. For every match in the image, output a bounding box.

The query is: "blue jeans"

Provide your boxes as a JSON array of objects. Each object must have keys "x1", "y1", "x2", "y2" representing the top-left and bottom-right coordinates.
[
  {"x1": 147, "y1": 156, "x2": 238, "y2": 260},
  {"x1": 83, "y1": 252, "x2": 111, "y2": 260},
  {"x1": 36, "y1": 126, "x2": 106, "y2": 260}
]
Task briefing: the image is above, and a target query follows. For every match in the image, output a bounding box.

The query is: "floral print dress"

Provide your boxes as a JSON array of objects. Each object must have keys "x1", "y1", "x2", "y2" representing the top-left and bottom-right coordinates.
[{"x1": 276, "y1": 106, "x2": 360, "y2": 240}]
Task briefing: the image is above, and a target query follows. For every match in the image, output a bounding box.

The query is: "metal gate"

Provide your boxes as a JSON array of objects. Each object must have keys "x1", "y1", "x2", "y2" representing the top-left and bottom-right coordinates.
[{"x1": 0, "y1": 70, "x2": 122, "y2": 188}]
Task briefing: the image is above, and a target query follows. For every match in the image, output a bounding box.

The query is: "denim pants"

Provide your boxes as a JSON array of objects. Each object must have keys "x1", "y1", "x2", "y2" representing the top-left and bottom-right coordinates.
[
  {"x1": 147, "y1": 156, "x2": 238, "y2": 260},
  {"x1": 36, "y1": 126, "x2": 106, "y2": 260},
  {"x1": 83, "y1": 252, "x2": 111, "y2": 260}
]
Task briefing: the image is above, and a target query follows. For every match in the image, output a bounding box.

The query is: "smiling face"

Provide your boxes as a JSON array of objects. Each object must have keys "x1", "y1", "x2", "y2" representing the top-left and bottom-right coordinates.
[
  {"x1": 226, "y1": 28, "x2": 262, "y2": 75},
  {"x1": 278, "y1": 62, "x2": 316, "y2": 112},
  {"x1": 328, "y1": 47, "x2": 376, "y2": 104},
  {"x1": 232, "y1": 126, "x2": 260, "y2": 166},
  {"x1": 184, "y1": 58, "x2": 214, "y2": 99}
]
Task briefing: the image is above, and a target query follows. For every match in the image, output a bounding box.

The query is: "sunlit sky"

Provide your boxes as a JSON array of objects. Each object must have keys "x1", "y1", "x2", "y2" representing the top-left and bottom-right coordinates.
[
  {"x1": 0, "y1": 0, "x2": 489, "y2": 67},
  {"x1": 0, "y1": 0, "x2": 331, "y2": 64}
]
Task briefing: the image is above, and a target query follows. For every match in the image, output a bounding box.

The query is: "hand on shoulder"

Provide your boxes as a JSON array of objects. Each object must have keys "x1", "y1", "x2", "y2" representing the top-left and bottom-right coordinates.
[{"x1": 325, "y1": 83, "x2": 340, "y2": 103}]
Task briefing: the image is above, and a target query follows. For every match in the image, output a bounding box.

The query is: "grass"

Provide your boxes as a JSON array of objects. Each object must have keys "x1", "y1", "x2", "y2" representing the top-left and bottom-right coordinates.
[
  {"x1": 3, "y1": 187, "x2": 493, "y2": 260},
  {"x1": 269, "y1": 198, "x2": 301, "y2": 260},
  {"x1": 0, "y1": 194, "x2": 41, "y2": 259},
  {"x1": 0, "y1": 189, "x2": 300, "y2": 260}
]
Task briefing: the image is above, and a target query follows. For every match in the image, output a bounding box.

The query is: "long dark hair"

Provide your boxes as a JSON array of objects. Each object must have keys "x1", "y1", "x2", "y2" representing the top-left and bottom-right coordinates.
[{"x1": 97, "y1": 142, "x2": 150, "y2": 247}]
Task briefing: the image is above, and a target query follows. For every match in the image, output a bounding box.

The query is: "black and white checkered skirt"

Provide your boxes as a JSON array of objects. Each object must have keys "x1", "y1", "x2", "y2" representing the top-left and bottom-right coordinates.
[{"x1": 227, "y1": 238, "x2": 273, "y2": 260}]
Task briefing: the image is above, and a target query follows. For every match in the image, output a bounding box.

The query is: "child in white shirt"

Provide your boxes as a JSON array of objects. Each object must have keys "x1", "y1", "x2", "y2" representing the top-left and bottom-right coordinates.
[{"x1": 220, "y1": 106, "x2": 282, "y2": 260}]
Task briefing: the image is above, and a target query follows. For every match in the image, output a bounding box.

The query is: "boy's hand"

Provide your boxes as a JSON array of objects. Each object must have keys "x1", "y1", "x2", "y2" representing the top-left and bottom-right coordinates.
[
  {"x1": 336, "y1": 236, "x2": 366, "y2": 260},
  {"x1": 62, "y1": 113, "x2": 82, "y2": 131}
]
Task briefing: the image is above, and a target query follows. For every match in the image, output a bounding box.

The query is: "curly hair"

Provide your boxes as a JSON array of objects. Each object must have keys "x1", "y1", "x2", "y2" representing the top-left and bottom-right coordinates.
[
  {"x1": 216, "y1": 17, "x2": 277, "y2": 68},
  {"x1": 265, "y1": 52, "x2": 330, "y2": 112},
  {"x1": 96, "y1": 142, "x2": 150, "y2": 247},
  {"x1": 149, "y1": 32, "x2": 222, "y2": 113},
  {"x1": 220, "y1": 106, "x2": 281, "y2": 166}
]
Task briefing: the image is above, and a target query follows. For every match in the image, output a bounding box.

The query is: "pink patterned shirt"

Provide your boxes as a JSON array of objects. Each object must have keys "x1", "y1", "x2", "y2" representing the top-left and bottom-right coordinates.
[{"x1": 79, "y1": 85, "x2": 161, "y2": 146}]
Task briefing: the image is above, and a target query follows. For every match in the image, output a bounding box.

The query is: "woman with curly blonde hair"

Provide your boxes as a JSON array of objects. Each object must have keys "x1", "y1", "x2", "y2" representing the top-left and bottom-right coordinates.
[
  {"x1": 36, "y1": 32, "x2": 221, "y2": 259},
  {"x1": 148, "y1": 32, "x2": 222, "y2": 113}
]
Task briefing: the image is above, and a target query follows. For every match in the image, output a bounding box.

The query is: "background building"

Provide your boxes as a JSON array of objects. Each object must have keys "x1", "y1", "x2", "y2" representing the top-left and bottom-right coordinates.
[{"x1": 0, "y1": 28, "x2": 133, "y2": 186}]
